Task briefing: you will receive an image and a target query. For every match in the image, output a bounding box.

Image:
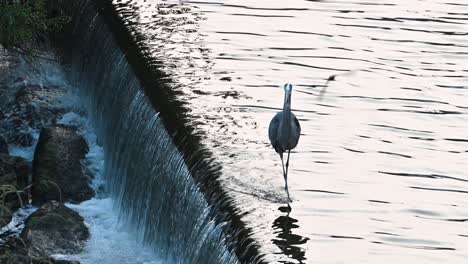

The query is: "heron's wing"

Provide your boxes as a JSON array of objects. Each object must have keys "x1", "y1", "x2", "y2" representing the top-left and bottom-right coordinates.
[
  {"x1": 293, "y1": 114, "x2": 301, "y2": 134},
  {"x1": 290, "y1": 113, "x2": 301, "y2": 149},
  {"x1": 268, "y1": 112, "x2": 282, "y2": 147}
]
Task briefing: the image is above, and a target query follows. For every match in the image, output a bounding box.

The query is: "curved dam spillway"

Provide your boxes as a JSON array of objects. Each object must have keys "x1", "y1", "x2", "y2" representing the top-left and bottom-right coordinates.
[{"x1": 63, "y1": 0, "x2": 263, "y2": 263}]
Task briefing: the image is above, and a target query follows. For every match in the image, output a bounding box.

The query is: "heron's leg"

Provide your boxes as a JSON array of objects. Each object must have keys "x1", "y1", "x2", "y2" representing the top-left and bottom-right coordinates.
[
  {"x1": 281, "y1": 152, "x2": 291, "y2": 203},
  {"x1": 285, "y1": 150, "x2": 292, "y2": 202},
  {"x1": 280, "y1": 152, "x2": 286, "y2": 180},
  {"x1": 285, "y1": 149, "x2": 291, "y2": 177}
]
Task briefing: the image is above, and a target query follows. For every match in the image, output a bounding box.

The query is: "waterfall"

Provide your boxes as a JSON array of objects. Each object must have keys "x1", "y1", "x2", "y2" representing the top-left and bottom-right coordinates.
[{"x1": 61, "y1": 1, "x2": 242, "y2": 263}]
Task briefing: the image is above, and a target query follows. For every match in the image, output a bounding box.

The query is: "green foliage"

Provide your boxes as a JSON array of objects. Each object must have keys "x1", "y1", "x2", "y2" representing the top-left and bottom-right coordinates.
[{"x1": 0, "y1": 0, "x2": 69, "y2": 50}]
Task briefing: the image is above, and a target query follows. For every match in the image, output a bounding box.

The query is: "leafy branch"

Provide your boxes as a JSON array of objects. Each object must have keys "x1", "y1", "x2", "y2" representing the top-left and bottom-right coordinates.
[{"x1": 0, "y1": 0, "x2": 70, "y2": 51}]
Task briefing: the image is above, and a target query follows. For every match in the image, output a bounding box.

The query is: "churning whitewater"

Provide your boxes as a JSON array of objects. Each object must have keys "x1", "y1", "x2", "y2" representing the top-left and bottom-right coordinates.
[
  {"x1": 2, "y1": 58, "x2": 168, "y2": 263},
  {"x1": 55, "y1": 112, "x2": 164, "y2": 264}
]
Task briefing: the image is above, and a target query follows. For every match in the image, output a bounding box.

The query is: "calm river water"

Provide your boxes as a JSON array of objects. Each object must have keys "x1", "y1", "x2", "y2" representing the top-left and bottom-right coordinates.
[
  {"x1": 188, "y1": 0, "x2": 468, "y2": 263},
  {"x1": 123, "y1": 0, "x2": 468, "y2": 263}
]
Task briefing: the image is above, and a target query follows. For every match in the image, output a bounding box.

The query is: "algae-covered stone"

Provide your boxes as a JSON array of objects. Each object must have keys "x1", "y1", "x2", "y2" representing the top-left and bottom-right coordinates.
[
  {"x1": 32, "y1": 125, "x2": 94, "y2": 205},
  {"x1": 20, "y1": 201, "x2": 89, "y2": 258}
]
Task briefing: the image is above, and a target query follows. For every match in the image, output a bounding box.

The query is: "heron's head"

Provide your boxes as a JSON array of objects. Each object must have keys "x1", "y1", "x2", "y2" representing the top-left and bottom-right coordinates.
[{"x1": 283, "y1": 83, "x2": 293, "y2": 108}]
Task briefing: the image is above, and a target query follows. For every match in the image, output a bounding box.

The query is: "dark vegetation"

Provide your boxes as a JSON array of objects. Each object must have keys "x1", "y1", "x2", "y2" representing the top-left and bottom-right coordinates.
[{"x1": 0, "y1": 0, "x2": 69, "y2": 54}]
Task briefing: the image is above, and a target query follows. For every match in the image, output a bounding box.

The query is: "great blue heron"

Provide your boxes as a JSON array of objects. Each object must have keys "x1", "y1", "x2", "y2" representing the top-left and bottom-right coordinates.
[
  {"x1": 268, "y1": 74, "x2": 351, "y2": 202},
  {"x1": 269, "y1": 83, "x2": 301, "y2": 202}
]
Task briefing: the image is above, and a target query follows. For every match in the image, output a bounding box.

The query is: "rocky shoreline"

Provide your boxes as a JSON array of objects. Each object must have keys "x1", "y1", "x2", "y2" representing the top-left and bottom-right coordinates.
[{"x1": 0, "y1": 47, "x2": 93, "y2": 263}]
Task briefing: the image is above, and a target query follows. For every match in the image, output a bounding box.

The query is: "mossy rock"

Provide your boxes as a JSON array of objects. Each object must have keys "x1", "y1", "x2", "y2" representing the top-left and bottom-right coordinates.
[
  {"x1": 32, "y1": 124, "x2": 94, "y2": 205},
  {"x1": 20, "y1": 201, "x2": 89, "y2": 258}
]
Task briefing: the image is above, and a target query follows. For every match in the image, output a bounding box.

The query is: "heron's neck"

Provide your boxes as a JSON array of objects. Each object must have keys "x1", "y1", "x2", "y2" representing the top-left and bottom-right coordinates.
[{"x1": 282, "y1": 91, "x2": 292, "y2": 133}]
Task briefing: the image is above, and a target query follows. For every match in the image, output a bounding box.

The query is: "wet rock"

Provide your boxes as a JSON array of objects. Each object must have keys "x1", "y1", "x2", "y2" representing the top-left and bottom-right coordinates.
[
  {"x1": 0, "y1": 134, "x2": 8, "y2": 154},
  {"x1": 20, "y1": 201, "x2": 89, "y2": 258},
  {"x1": 0, "y1": 84, "x2": 67, "y2": 147},
  {"x1": 0, "y1": 153, "x2": 29, "y2": 227},
  {"x1": 32, "y1": 125, "x2": 94, "y2": 205},
  {"x1": 0, "y1": 236, "x2": 81, "y2": 264}
]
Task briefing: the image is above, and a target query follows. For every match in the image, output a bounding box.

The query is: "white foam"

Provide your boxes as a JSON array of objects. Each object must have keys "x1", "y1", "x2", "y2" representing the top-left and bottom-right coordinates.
[
  {"x1": 58, "y1": 112, "x2": 105, "y2": 191},
  {"x1": 54, "y1": 198, "x2": 163, "y2": 264},
  {"x1": 55, "y1": 110, "x2": 164, "y2": 264}
]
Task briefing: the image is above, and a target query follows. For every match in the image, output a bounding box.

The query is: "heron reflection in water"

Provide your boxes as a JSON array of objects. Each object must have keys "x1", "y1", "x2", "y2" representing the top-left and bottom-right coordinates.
[{"x1": 272, "y1": 206, "x2": 309, "y2": 263}]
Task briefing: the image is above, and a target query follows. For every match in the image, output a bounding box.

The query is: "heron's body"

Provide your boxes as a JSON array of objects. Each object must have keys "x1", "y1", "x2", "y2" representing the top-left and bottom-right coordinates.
[
  {"x1": 268, "y1": 83, "x2": 301, "y2": 203},
  {"x1": 268, "y1": 112, "x2": 301, "y2": 154}
]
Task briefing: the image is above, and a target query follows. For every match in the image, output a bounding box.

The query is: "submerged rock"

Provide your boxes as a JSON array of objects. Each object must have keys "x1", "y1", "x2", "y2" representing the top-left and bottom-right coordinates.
[
  {"x1": 32, "y1": 125, "x2": 94, "y2": 205},
  {"x1": 20, "y1": 201, "x2": 89, "y2": 258},
  {"x1": 0, "y1": 84, "x2": 67, "y2": 147},
  {"x1": 0, "y1": 153, "x2": 30, "y2": 227}
]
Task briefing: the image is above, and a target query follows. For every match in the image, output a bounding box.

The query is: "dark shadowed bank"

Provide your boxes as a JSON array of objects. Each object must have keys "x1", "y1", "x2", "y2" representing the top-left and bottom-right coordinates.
[{"x1": 50, "y1": 0, "x2": 267, "y2": 263}]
